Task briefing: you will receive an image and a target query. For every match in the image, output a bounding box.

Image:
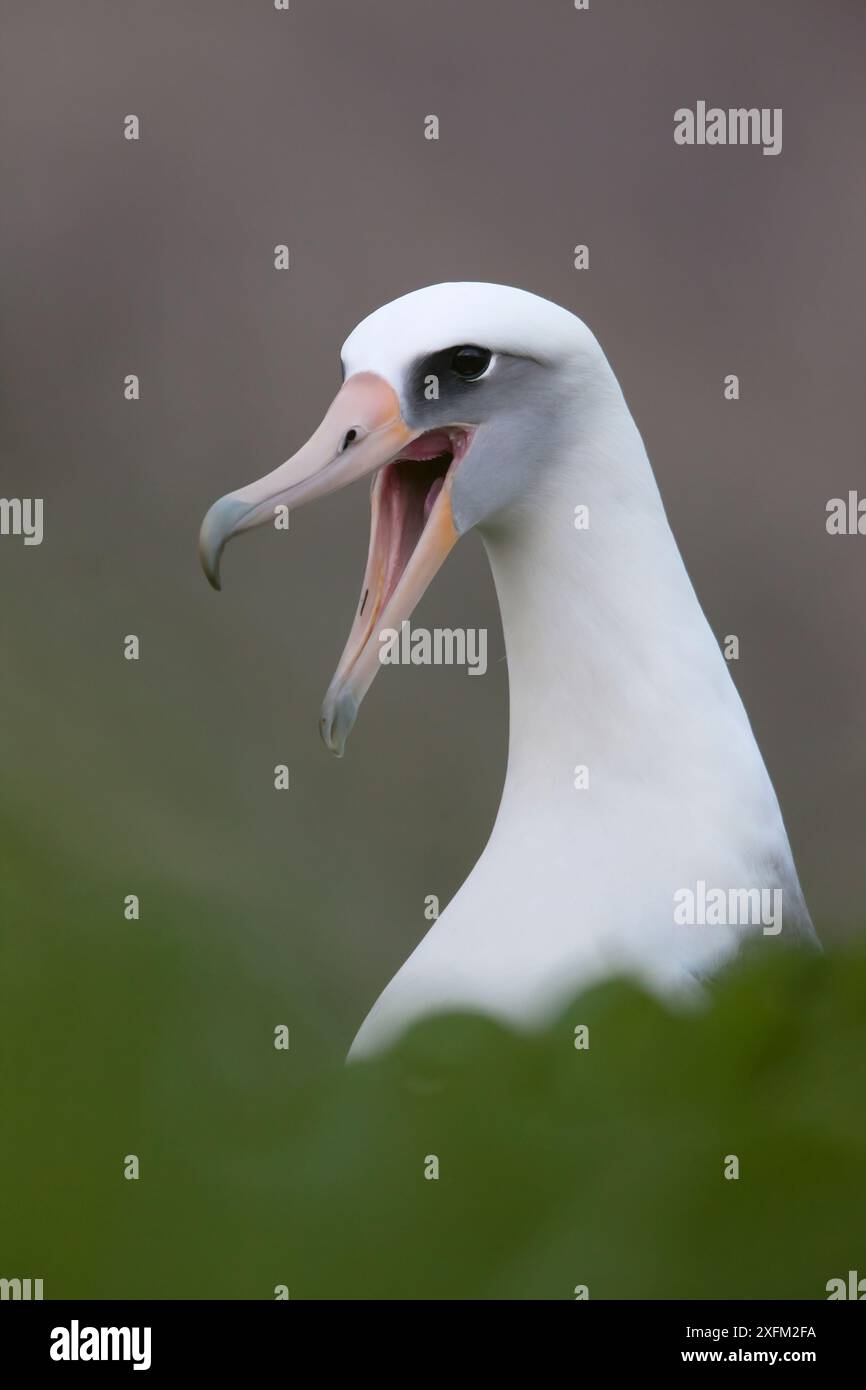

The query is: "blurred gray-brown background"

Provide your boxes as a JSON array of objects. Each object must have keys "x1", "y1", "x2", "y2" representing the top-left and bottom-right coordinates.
[{"x1": 2, "y1": 0, "x2": 864, "y2": 1082}]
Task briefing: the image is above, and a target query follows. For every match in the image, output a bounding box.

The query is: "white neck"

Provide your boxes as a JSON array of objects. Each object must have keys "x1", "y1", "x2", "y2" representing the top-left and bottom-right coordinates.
[{"x1": 479, "y1": 373, "x2": 774, "y2": 847}]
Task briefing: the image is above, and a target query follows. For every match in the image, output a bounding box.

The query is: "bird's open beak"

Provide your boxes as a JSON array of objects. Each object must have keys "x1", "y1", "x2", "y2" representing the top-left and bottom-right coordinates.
[{"x1": 199, "y1": 371, "x2": 466, "y2": 755}]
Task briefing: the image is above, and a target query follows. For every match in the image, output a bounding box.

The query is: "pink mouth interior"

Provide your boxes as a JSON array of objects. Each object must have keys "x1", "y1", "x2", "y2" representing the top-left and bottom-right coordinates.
[{"x1": 368, "y1": 427, "x2": 469, "y2": 616}]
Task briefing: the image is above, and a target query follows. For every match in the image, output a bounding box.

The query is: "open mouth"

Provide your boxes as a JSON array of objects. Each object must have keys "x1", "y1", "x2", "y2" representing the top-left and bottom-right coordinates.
[
  {"x1": 315, "y1": 423, "x2": 473, "y2": 754},
  {"x1": 197, "y1": 370, "x2": 477, "y2": 755},
  {"x1": 363, "y1": 426, "x2": 472, "y2": 625}
]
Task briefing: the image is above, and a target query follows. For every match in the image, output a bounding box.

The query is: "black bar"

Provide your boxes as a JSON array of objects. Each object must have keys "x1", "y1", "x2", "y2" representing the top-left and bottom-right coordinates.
[{"x1": 2, "y1": 1299, "x2": 860, "y2": 1373}]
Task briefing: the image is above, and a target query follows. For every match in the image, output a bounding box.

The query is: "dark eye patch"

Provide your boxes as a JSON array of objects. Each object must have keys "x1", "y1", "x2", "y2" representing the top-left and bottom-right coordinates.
[{"x1": 406, "y1": 345, "x2": 495, "y2": 406}]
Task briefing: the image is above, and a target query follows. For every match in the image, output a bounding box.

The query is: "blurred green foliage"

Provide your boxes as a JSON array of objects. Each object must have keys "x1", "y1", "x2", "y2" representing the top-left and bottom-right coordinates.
[{"x1": 2, "y1": 809, "x2": 864, "y2": 1300}]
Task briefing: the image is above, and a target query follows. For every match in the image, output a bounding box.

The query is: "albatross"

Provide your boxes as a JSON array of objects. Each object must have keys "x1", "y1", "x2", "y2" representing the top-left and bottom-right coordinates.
[{"x1": 199, "y1": 282, "x2": 816, "y2": 1058}]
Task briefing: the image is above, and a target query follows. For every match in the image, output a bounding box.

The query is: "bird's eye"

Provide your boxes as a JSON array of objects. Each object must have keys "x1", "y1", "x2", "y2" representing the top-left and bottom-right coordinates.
[{"x1": 450, "y1": 345, "x2": 492, "y2": 381}]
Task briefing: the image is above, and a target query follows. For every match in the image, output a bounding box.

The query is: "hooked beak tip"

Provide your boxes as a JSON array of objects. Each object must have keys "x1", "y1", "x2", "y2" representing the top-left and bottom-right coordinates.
[
  {"x1": 197, "y1": 526, "x2": 222, "y2": 588},
  {"x1": 198, "y1": 495, "x2": 255, "y2": 592},
  {"x1": 319, "y1": 690, "x2": 359, "y2": 758},
  {"x1": 203, "y1": 560, "x2": 222, "y2": 592}
]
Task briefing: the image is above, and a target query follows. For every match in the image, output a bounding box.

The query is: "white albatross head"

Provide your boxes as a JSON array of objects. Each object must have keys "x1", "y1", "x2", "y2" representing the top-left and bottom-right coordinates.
[{"x1": 198, "y1": 282, "x2": 606, "y2": 754}]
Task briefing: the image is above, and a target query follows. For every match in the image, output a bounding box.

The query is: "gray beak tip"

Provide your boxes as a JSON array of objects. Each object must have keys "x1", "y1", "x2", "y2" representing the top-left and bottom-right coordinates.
[
  {"x1": 199, "y1": 494, "x2": 254, "y2": 592},
  {"x1": 198, "y1": 539, "x2": 223, "y2": 591},
  {"x1": 319, "y1": 691, "x2": 359, "y2": 758}
]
